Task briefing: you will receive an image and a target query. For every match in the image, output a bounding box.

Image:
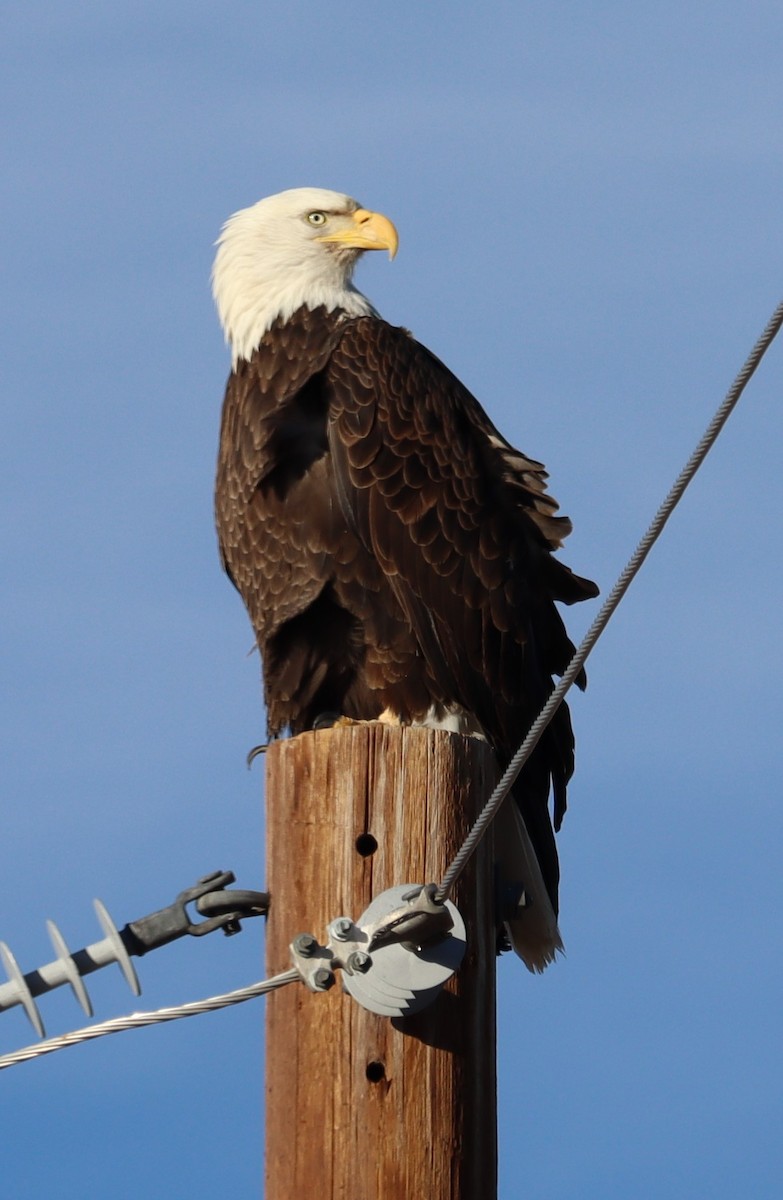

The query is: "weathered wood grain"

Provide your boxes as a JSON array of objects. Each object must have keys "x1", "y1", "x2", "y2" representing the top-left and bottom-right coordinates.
[{"x1": 264, "y1": 724, "x2": 498, "y2": 1200}]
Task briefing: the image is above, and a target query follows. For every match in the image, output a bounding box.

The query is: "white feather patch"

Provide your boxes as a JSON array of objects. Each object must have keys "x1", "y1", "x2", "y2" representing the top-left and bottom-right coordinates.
[{"x1": 212, "y1": 187, "x2": 377, "y2": 366}]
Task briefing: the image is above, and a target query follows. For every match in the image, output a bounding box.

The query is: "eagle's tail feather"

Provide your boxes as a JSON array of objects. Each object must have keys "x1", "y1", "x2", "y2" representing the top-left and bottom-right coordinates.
[{"x1": 492, "y1": 799, "x2": 563, "y2": 972}]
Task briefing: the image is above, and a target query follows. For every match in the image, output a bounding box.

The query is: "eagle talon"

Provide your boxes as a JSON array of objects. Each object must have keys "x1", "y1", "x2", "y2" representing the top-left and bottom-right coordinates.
[
  {"x1": 311, "y1": 711, "x2": 344, "y2": 731},
  {"x1": 246, "y1": 743, "x2": 268, "y2": 768},
  {"x1": 312, "y1": 710, "x2": 401, "y2": 732}
]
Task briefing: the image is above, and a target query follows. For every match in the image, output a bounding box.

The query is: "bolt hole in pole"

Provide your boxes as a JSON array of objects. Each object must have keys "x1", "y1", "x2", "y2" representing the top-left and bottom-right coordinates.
[
  {"x1": 365, "y1": 1060, "x2": 386, "y2": 1083},
  {"x1": 355, "y1": 833, "x2": 378, "y2": 857}
]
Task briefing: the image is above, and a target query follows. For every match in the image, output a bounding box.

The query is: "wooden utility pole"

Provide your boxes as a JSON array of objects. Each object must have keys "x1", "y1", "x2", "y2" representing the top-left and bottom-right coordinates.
[{"x1": 264, "y1": 723, "x2": 498, "y2": 1200}]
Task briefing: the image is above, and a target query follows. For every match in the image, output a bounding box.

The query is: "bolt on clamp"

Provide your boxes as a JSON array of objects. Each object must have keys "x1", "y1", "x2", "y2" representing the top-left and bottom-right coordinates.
[{"x1": 289, "y1": 885, "x2": 466, "y2": 1018}]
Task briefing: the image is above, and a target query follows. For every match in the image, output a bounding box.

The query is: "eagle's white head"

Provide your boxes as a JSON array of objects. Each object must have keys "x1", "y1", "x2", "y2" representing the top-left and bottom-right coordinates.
[{"x1": 212, "y1": 187, "x2": 398, "y2": 367}]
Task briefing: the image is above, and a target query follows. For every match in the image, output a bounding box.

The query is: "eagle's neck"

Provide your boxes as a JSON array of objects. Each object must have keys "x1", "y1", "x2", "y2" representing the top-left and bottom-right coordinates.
[{"x1": 212, "y1": 234, "x2": 376, "y2": 368}]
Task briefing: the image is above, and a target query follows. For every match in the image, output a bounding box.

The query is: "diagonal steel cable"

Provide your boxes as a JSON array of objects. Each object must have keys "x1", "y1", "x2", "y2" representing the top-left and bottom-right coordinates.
[{"x1": 437, "y1": 297, "x2": 783, "y2": 903}]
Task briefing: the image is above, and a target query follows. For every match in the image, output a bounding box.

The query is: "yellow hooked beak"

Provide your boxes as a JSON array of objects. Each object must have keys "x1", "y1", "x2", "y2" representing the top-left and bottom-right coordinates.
[{"x1": 316, "y1": 208, "x2": 399, "y2": 259}]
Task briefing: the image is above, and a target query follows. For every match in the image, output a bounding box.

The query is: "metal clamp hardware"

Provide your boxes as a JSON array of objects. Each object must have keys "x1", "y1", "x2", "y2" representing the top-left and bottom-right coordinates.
[
  {"x1": 0, "y1": 870, "x2": 269, "y2": 1037},
  {"x1": 125, "y1": 871, "x2": 269, "y2": 951},
  {"x1": 364, "y1": 883, "x2": 455, "y2": 951},
  {"x1": 289, "y1": 885, "x2": 466, "y2": 1018},
  {"x1": 290, "y1": 934, "x2": 337, "y2": 992}
]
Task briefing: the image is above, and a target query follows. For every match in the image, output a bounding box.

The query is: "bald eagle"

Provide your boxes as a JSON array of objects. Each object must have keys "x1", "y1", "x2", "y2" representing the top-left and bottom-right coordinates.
[{"x1": 213, "y1": 188, "x2": 597, "y2": 969}]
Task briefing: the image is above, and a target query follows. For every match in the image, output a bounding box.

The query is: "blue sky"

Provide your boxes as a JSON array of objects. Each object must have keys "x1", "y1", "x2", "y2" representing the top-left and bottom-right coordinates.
[{"x1": 2, "y1": 3, "x2": 782, "y2": 1196}]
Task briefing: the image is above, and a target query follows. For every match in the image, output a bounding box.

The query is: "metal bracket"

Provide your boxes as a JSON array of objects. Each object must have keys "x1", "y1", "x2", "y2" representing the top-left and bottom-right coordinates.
[
  {"x1": 289, "y1": 933, "x2": 337, "y2": 993},
  {"x1": 0, "y1": 870, "x2": 269, "y2": 1037},
  {"x1": 290, "y1": 885, "x2": 466, "y2": 1018},
  {"x1": 124, "y1": 870, "x2": 269, "y2": 951},
  {"x1": 364, "y1": 883, "x2": 455, "y2": 950}
]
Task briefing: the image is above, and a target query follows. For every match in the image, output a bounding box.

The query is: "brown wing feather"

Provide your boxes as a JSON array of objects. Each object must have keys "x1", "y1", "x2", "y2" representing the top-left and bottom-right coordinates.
[
  {"x1": 215, "y1": 308, "x2": 379, "y2": 733},
  {"x1": 216, "y1": 305, "x2": 597, "y2": 917},
  {"x1": 324, "y1": 317, "x2": 598, "y2": 906},
  {"x1": 215, "y1": 307, "x2": 440, "y2": 734},
  {"x1": 216, "y1": 309, "x2": 341, "y2": 638}
]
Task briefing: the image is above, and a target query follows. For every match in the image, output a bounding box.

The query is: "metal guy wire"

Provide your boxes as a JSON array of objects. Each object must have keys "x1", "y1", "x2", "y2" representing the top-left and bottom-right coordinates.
[
  {"x1": 0, "y1": 969, "x2": 299, "y2": 1072},
  {"x1": 437, "y1": 296, "x2": 783, "y2": 903}
]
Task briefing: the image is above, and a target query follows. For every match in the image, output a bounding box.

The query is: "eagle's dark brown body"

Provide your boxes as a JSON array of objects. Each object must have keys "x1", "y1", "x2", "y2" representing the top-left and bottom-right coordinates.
[{"x1": 216, "y1": 304, "x2": 598, "y2": 914}]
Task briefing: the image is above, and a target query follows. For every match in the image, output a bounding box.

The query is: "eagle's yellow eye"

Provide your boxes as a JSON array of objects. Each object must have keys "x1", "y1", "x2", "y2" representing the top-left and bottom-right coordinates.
[{"x1": 307, "y1": 211, "x2": 327, "y2": 226}]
